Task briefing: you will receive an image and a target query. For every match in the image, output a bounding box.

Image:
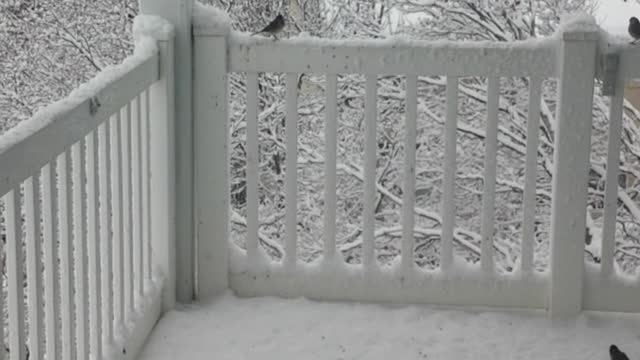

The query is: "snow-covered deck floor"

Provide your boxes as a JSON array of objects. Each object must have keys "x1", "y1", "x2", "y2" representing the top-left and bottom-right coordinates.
[{"x1": 139, "y1": 294, "x2": 640, "y2": 360}]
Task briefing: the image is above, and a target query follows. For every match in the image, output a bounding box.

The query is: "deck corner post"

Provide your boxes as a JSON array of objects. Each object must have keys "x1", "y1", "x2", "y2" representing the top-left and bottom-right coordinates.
[
  {"x1": 140, "y1": 0, "x2": 194, "y2": 306},
  {"x1": 136, "y1": 18, "x2": 177, "y2": 311},
  {"x1": 193, "y1": 5, "x2": 231, "y2": 300},
  {"x1": 548, "y1": 17, "x2": 599, "y2": 318}
]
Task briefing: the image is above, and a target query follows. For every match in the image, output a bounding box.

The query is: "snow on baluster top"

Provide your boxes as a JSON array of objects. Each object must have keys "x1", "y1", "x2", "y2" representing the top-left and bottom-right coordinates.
[
  {"x1": 133, "y1": 15, "x2": 176, "y2": 42},
  {"x1": 193, "y1": 2, "x2": 232, "y2": 36}
]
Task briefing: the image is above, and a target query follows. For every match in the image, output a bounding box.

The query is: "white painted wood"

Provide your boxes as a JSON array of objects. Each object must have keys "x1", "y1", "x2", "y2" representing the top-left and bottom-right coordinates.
[
  {"x1": 149, "y1": 37, "x2": 177, "y2": 311},
  {"x1": 613, "y1": 45, "x2": 640, "y2": 79},
  {"x1": 5, "y1": 10, "x2": 638, "y2": 341},
  {"x1": 133, "y1": 95, "x2": 144, "y2": 300},
  {"x1": 0, "y1": 41, "x2": 164, "y2": 356},
  {"x1": 245, "y1": 73, "x2": 260, "y2": 265},
  {"x1": 521, "y1": 78, "x2": 542, "y2": 274},
  {"x1": 583, "y1": 269, "x2": 640, "y2": 312},
  {"x1": 99, "y1": 120, "x2": 114, "y2": 347},
  {"x1": 480, "y1": 77, "x2": 500, "y2": 273},
  {"x1": 87, "y1": 131, "x2": 103, "y2": 359},
  {"x1": 441, "y1": 76, "x2": 459, "y2": 272},
  {"x1": 142, "y1": 90, "x2": 152, "y2": 284},
  {"x1": 285, "y1": 73, "x2": 298, "y2": 270},
  {"x1": 401, "y1": 75, "x2": 418, "y2": 273},
  {"x1": 229, "y1": 263, "x2": 548, "y2": 309},
  {"x1": 43, "y1": 160, "x2": 59, "y2": 359},
  {"x1": 549, "y1": 27, "x2": 599, "y2": 318},
  {"x1": 5, "y1": 188, "x2": 26, "y2": 360},
  {"x1": 140, "y1": 0, "x2": 195, "y2": 303},
  {"x1": 0, "y1": 214, "x2": 4, "y2": 360},
  {"x1": 363, "y1": 75, "x2": 378, "y2": 271},
  {"x1": 73, "y1": 141, "x2": 90, "y2": 359},
  {"x1": 323, "y1": 74, "x2": 338, "y2": 261},
  {"x1": 113, "y1": 110, "x2": 126, "y2": 328},
  {"x1": 601, "y1": 53, "x2": 619, "y2": 96},
  {"x1": 0, "y1": 54, "x2": 159, "y2": 197},
  {"x1": 228, "y1": 38, "x2": 556, "y2": 77},
  {"x1": 25, "y1": 175, "x2": 43, "y2": 360},
  {"x1": 58, "y1": 150, "x2": 76, "y2": 360},
  {"x1": 124, "y1": 101, "x2": 134, "y2": 317},
  {"x1": 601, "y1": 81, "x2": 625, "y2": 278},
  {"x1": 193, "y1": 33, "x2": 229, "y2": 299}
]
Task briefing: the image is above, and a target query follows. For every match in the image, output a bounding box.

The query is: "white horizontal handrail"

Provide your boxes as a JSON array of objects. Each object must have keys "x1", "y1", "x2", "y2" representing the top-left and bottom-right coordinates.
[
  {"x1": 0, "y1": 47, "x2": 159, "y2": 197},
  {"x1": 228, "y1": 33, "x2": 557, "y2": 76}
]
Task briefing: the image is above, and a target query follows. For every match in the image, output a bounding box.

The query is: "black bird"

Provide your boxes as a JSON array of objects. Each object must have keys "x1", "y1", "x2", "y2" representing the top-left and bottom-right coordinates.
[
  {"x1": 610, "y1": 344, "x2": 630, "y2": 360},
  {"x1": 251, "y1": 14, "x2": 285, "y2": 39},
  {"x1": 629, "y1": 17, "x2": 640, "y2": 43}
]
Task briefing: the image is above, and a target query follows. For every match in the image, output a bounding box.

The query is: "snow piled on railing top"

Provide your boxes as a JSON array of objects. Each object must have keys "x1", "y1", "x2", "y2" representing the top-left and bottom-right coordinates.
[
  {"x1": 227, "y1": 31, "x2": 555, "y2": 50},
  {"x1": 193, "y1": 2, "x2": 231, "y2": 35},
  {"x1": 557, "y1": 12, "x2": 599, "y2": 34},
  {"x1": 556, "y1": 12, "x2": 638, "y2": 52},
  {"x1": 191, "y1": 5, "x2": 614, "y2": 51},
  {"x1": 0, "y1": 17, "x2": 168, "y2": 155},
  {"x1": 133, "y1": 14, "x2": 175, "y2": 41}
]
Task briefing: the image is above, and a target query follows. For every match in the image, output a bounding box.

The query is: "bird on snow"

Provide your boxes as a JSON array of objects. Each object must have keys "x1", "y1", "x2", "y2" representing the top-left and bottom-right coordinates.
[
  {"x1": 251, "y1": 14, "x2": 285, "y2": 40},
  {"x1": 610, "y1": 344, "x2": 630, "y2": 360},
  {"x1": 629, "y1": 17, "x2": 640, "y2": 43}
]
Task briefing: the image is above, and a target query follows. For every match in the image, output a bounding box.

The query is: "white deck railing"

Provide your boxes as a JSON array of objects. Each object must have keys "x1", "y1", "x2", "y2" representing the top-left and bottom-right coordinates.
[
  {"x1": 0, "y1": 16, "x2": 175, "y2": 360},
  {"x1": 192, "y1": 8, "x2": 640, "y2": 318},
  {"x1": 3, "y1": 2, "x2": 640, "y2": 359}
]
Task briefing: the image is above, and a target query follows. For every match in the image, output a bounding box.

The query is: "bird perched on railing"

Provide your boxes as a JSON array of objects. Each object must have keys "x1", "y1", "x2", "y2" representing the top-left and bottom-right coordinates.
[
  {"x1": 251, "y1": 14, "x2": 285, "y2": 40},
  {"x1": 629, "y1": 17, "x2": 640, "y2": 43},
  {"x1": 610, "y1": 345, "x2": 630, "y2": 360}
]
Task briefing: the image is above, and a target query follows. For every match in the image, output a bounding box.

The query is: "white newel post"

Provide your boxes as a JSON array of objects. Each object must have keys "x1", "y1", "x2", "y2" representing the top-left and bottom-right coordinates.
[
  {"x1": 193, "y1": 8, "x2": 231, "y2": 299},
  {"x1": 549, "y1": 20, "x2": 599, "y2": 318},
  {"x1": 140, "y1": 0, "x2": 195, "y2": 303},
  {"x1": 137, "y1": 19, "x2": 177, "y2": 311}
]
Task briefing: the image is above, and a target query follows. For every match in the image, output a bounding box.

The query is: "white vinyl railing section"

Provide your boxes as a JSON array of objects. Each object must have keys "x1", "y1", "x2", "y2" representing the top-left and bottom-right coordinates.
[
  {"x1": 0, "y1": 16, "x2": 175, "y2": 360},
  {"x1": 192, "y1": 8, "x2": 640, "y2": 319},
  {"x1": 2, "y1": 3, "x2": 640, "y2": 359}
]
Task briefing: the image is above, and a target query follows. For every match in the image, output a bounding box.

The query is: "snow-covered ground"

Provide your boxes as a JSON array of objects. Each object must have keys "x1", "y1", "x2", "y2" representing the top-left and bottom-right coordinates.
[{"x1": 139, "y1": 293, "x2": 640, "y2": 360}]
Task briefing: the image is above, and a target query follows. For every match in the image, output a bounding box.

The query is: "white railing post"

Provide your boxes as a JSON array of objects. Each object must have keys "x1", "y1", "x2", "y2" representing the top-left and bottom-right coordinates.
[
  {"x1": 140, "y1": 0, "x2": 195, "y2": 303},
  {"x1": 192, "y1": 4, "x2": 231, "y2": 300},
  {"x1": 549, "y1": 18, "x2": 599, "y2": 318},
  {"x1": 134, "y1": 17, "x2": 177, "y2": 311}
]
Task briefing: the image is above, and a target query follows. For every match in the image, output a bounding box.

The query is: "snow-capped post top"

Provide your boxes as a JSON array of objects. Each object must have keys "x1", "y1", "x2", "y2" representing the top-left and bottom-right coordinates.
[
  {"x1": 133, "y1": 15, "x2": 176, "y2": 42},
  {"x1": 557, "y1": 12, "x2": 600, "y2": 41},
  {"x1": 193, "y1": 2, "x2": 231, "y2": 36}
]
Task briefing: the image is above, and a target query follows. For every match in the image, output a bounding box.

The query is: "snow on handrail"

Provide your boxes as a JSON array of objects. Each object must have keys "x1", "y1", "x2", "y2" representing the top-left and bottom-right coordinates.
[
  {"x1": 0, "y1": 39, "x2": 159, "y2": 197},
  {"x1": 227, "y1": 32, "x2": 557, "y2": 76}
]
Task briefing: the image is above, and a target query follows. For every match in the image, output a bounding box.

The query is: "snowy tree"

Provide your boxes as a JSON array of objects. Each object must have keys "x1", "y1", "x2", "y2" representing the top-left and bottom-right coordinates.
[{"x1": 0, "y1": 0, "x2": 138, "y2": 133}]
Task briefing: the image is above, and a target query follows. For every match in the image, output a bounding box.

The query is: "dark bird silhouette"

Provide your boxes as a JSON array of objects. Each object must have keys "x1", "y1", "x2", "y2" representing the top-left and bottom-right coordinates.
[
  {"x1": 629, "y1": 17, "x2": 640, "y2": 43},
  {"x1": 610, "y1": 345, "x2": 630, "y2": 360},
  {"x1": 251, "y1": 14, "x2": 285, "y2": 39}
]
